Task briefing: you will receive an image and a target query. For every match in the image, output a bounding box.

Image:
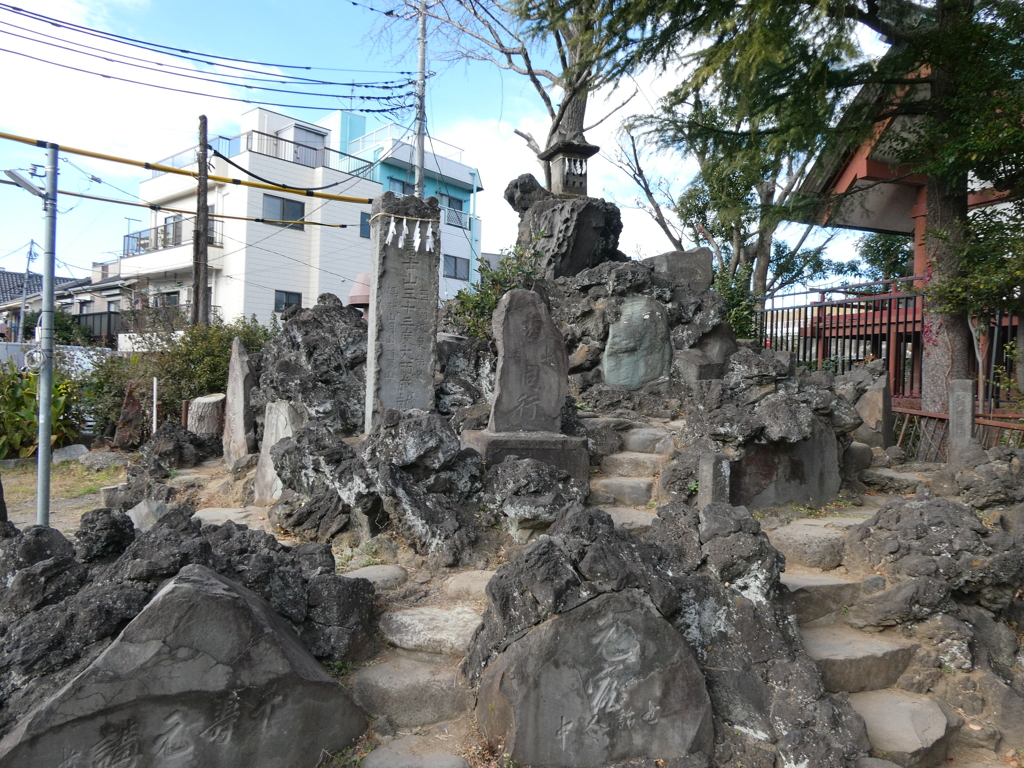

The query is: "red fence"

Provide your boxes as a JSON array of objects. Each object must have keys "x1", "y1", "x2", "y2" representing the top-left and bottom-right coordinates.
[{"x1": 758, "y1": 278, "x2": 1021, "y2": 409}]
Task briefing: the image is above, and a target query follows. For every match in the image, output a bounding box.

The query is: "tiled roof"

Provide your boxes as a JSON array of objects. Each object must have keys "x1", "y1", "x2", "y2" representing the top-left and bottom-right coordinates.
[{"x1": 0, "y1": 269, "x2": 79, "y2": 304}]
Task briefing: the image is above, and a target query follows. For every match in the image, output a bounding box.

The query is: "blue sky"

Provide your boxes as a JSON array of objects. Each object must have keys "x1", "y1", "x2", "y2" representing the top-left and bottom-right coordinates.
[{"x1": 0, "y1": 0, "x2": 859, "y2": 283}]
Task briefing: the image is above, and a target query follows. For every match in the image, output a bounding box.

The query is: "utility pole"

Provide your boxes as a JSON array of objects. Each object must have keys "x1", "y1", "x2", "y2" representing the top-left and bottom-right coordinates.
[
  {"x1": 18, "y1": 240, "x2": 35, "y2": 343},
  {"x1": 414, "y1": 0, "x2": 426, "y2": 199},
  {"x1": 191, "y1": 115, "x2": 210, "y2": 326},
  {"x1": 36, "y1": 143, "x2": 58, "y2": 528}
]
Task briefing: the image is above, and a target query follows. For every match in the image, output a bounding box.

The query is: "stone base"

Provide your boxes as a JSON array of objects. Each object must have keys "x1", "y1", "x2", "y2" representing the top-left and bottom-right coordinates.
[{"x1": 462, "y1": 431, "x2": 589, "y2": 484}]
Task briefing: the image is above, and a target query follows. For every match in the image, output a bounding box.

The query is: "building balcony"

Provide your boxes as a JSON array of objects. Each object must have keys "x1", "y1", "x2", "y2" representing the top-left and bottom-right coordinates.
[{"x1": 123, "y1": 217, "x2": 223, "y2": 259}]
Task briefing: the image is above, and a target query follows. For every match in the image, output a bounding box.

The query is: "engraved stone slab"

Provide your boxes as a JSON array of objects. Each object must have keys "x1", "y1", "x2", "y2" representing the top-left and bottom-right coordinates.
[
  {"x1": 0, "y1": 564, "x2": 366, "y2": 768},
  {"x1": 477, "y1": 591, "x2": 713, "y2": 767},
  {"x1": 697, "y1": 453, "x2": 730, "y2": 509},
  {"x1": 223, "y1": 337, "x2": 256, "y2": 466},
  {"x1": 603, "y1": 296, "x2": 672, "y2": 390},
  {"x1": 488, "y1": 289, "x2": 568, "y2": 433},
  {"x1": 365, "y1": 192, "x2": 441, "y2": 432},
  {"x1": 253, "y1": 400, "x2": 304, "y2": 506},
  {"x1": 948, "y1": 379, "x2": 976, "y2": 459}
]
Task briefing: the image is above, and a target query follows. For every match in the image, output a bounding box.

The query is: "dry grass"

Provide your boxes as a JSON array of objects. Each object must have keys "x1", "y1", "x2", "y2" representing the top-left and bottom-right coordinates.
[{"x1": 1, "y1": 460, "x2": 128, "y2": 506}]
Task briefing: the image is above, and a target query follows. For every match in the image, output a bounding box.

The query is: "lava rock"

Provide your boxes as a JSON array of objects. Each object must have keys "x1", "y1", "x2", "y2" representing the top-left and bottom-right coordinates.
[
  {"x1": 0, "y1": 565, "x2": 367, "y2": 768},
  {"x1": 252, "y1": 293, "x2": 368, "y2": 438}
]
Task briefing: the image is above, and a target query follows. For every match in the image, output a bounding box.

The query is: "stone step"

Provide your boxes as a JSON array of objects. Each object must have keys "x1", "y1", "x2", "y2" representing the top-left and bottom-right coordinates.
[
  {"x1": 781, "y1": 571, "x2": 861, "y2": 624},
  {"x1": 770, "y1": 520, "x2": 864, "y2": 573},
  {"x1": 350, "y1": 652, "x2": 475, "y2": 729},
  {"x1": 860, "y1": 467, "x2": 931, "y2": 495},
  {"x1": 590, "y1": 477, "x2": 654, "y2": 508},
  {"x1": 849, "y1": 690, "x2": 959, "y2": 768},
  {"x1": 801, "y1": 625, "x2": 916, "y2": 693},
  {"x1": 602, "y1": 506, "x2": 657, "y2": 533},
  {"x1": 622, "y1": 428, "x2": 674, "y2": 455},
  {"x1": 362, "y1": 735, "x2": 471, "y2": 768},
  {"x1": 444, "y1": 570, "x2": 494, "y2": 602},
  {"x1": 380, "y1": 605, "x2": 483, "y2": 656},
  {"x1": 601, "y1": 451, "x2": 667, "y2": 478}
]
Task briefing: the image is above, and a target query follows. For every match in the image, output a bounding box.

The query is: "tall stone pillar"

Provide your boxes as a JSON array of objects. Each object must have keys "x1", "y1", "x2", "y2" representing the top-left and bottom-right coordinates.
[
  {"x1": 364, "y1": 192, "x2": 441, "y2": 433},
  {"x1": 948, "y1": 379, "x2": 976, "y2": 462}
]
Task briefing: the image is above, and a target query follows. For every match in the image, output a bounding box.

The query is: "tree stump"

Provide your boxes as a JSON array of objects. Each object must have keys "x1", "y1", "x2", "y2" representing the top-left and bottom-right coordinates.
[{"x1": 187, "y1": 393, "x2": 226, "y2": 439}]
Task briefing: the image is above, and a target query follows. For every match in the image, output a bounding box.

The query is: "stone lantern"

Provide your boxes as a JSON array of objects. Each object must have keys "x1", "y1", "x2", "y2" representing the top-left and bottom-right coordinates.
[{"x1": 538, "y1": 138, "x2": 600, "y2": 196}]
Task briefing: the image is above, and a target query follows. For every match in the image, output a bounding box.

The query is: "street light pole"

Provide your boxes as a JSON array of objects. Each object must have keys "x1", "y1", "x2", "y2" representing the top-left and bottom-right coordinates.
[{"x1": 36, "y1": 143, "x2": 58, "y2": 528}]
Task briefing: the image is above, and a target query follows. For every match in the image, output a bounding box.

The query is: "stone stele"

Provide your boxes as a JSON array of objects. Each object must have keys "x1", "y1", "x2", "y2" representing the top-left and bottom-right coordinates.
[
  {"x1": 223, "y1": 336, "x2": 256, "y2": 466},
  {"x1": 253, "y1": 400, "x2": 305, "y2": 506},
  {"x1": 476, "y1": 590, "x2": 714, "y2": 768},
  {"x1": 488, "y1": 289, "x2": 568, "y2": 433},
  {"x1": 364, "y1": 192, "x2": 441, "y2": 432},
  {"x1": 602, "y1": 296, "x2": 672, "y2": 390},
  {"x1": 0, "y1": 564, "x2": 366, "y2": 768}
]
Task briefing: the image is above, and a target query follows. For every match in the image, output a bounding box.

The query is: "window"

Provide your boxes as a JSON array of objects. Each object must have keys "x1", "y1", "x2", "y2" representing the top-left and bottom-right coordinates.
[
  {"x1": 443, "y1": 255, "x2": 470, "y2": 281},
  {"x1": 107, "y1": 300, "x2": 121, "y2": 313},
  {"x1": 275, "y1": 290, "x2": 302, "y2": 312},
  {"x1": 389, "y1": 177, "x2": 415, "y2": 196},
  {"x1": 78, "y1": 301, "x2": 93, "y2": 315},
  {"x1": 262, "y1": 195, "x2": 305, "y2": 229},
  {"x1": 438, "y1": 193, "x2": 464, "y2": 212},
  {"x1": 155, "y1": 292, "x2": 179, "y2": 307},
  {"x1": 360, "y1": 211, "x2": 371, "y2": 238}
]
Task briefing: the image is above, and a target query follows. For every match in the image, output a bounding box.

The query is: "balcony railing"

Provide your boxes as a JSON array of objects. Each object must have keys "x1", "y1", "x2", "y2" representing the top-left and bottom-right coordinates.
[
  {"x1": 444, "y1": 207, "x2": 473, "y2": 230},
  {"x1": 123, "y1": 217, "x2": 223, "y2": 258}
]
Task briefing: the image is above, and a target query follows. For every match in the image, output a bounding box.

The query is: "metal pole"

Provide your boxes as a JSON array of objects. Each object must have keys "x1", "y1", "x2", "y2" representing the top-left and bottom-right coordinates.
[
  {"x1": 414, "y1": 0, "x2": 426, "y2": 198},
  {"x1": 152, "y1": 377, "x2": 159, "y2": 434},
  {"x1": 36, "y1": 144, "x2": 58, "y2": 528}
]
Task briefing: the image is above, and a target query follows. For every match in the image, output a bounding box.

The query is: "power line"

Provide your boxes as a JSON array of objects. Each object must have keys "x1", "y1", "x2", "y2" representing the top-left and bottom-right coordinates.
[
  {"x1": 0, "y1": 4, "x2": 418, "y2": 75},
  {"x1": 0, "y1": 240, "x2": 31, "y2": 262},
  {"x1": 0, "y1": 47, "x2": 415, "y2": 115},
  {"x1": 0, "y1": 27, "x2": 416, "y2": 102},
  {"x1": 0, "y1": 19, "x2": 414, "y2": 89}
]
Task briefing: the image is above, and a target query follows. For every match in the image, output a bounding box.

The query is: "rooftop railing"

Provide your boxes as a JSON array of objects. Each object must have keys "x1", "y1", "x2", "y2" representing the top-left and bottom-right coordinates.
[
  {"x1": 348, "y1": 123, "x2": 464, "y2": 163},
  {"x1": 150, "y1": 131, "x2": 374, "y2": 180}
]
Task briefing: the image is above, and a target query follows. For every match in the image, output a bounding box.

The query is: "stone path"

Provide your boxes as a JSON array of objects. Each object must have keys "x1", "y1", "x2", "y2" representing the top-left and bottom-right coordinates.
[
  {"x1": 345, "y1": 568, "x2": 496, "y2": 768},
  {"x1": 771, "y1": 514, "x2": 1010, "y2": 768},
  {"x1": 584, "y1": 416, "x2": 676, "y2": 532}
]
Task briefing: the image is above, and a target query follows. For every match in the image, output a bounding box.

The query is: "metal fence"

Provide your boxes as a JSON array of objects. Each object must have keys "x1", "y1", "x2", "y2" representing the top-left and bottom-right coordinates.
[{"x1": 74, "y1": 311, "x2": 121, "y2": 342}]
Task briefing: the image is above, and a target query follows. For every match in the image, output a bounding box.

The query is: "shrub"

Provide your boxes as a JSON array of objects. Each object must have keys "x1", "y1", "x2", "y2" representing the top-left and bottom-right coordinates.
[
  {"x1": 0, "y1": 360, "x2": 78, "y2": 459},
  {"x1": 447, "y1": 241, "x2": 543, "y2": 339},
  {"x1": 73, "y1": 315, "x2": 279, "y2": 437},
  {"x1": 21, "y1": 309, "x2": 94, "y2": 347}
]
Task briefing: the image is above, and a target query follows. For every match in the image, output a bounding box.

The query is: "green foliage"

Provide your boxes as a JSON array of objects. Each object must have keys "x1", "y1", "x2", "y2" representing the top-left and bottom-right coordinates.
[
  {"x1": 22, "y1": 309, "x2": 93, "y2": 347},
  {"x1": 713, "y1": 264, "x2": 756, "y2": 339},
  {"x1": 447, "y1": 242, "x2": 542, "y2": 339},
  {"x1": 854, "y1": 233, "x2": 914, "y2": 282},
  {"x1": 71, "y1": 316, "x2": 278, "y2": 437},
  {"x1": 0, "y1": 360, "x2": 77, "y2": 459}
]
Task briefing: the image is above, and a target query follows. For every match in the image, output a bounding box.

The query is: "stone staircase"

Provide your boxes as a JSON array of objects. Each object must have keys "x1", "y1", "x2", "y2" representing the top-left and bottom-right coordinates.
[
  {"x1": 773, "y1": 519, "x2": 1005, "y2": 768},
  {"x1": 342, "y1": 566, "x2": 493, "y2": 768},
  {"x1": 585, "y1": 419, "x2": 677, "y2": 532}
]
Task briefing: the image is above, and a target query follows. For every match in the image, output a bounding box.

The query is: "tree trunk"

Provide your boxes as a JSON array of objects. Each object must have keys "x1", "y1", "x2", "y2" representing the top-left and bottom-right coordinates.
[
  {"x1": 187, "y1": 393, "x2": 226, "y2": 438},
  {"x1": 920, "y1": 0, "x2": 973, "y2": 413},
  {"x1": 921, "y1": 175, "x2": 972, "y2": 412}
]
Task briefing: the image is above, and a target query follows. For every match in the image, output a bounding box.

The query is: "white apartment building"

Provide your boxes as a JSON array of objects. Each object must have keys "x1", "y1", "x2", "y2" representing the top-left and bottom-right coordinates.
[{"x1": 89, "y1": 108, "x2": 482, "y2": 336}]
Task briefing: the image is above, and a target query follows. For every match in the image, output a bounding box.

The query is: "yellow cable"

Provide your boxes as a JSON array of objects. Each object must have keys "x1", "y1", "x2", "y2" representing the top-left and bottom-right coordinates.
[{"x1": 0, "y1": 130, "x2": 373, "y2": 205}]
